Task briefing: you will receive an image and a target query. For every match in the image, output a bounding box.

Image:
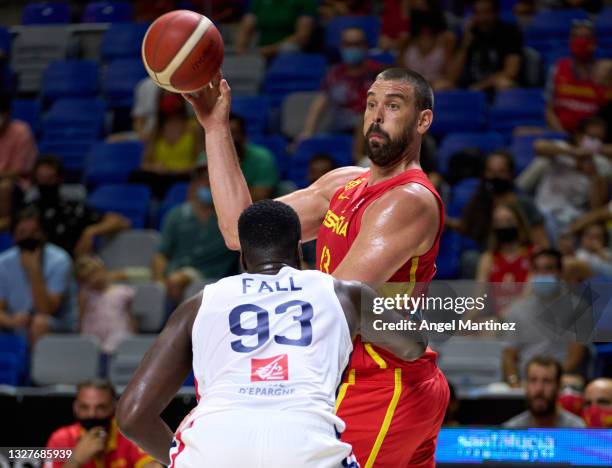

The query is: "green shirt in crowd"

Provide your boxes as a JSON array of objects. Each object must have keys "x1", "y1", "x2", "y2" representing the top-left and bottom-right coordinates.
[
  {"x1": 240, "y1": 142, "x2": 279, "y2": 191},
  {"x1": 250, "y1": 0, "x2": 317, "y2": 46},
  {"x1": 159, "y1": 203, "x2": 239, "y2": 279}
]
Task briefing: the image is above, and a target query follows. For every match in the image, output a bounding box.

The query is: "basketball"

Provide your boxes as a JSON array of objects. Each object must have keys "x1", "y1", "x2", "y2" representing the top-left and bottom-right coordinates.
[{"x1": 141, "y1": 10, "x2": 224, "y2": 93}]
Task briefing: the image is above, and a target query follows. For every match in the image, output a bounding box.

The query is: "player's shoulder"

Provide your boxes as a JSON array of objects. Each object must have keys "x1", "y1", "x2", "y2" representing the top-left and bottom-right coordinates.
[
  {"x1": 311, "y1": 166, "x2": 368, "y2": 198},
  {"x1": 369, "y1": 181, "x2": 439, "y2": 221}
]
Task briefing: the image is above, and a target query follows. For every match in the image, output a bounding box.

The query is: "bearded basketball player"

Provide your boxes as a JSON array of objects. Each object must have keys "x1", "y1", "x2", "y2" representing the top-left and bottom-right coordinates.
[{"x1": 183, "y1": 67, "x2": 449, "y2": 468}]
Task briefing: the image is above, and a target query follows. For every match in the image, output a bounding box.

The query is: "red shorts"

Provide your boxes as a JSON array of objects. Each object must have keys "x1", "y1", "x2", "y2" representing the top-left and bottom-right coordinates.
[{"x1": 336, "y1": 343, "x2": 449, "y2": 468}]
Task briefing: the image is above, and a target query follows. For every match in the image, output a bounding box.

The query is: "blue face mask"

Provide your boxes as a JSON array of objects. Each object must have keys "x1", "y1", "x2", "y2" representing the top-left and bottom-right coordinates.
[
  {"x1": 341, "y1": 47, "x2": 366, "y2": 65},
  {"x1": 196, "y1": 187, "x2": 213, "y2": 205},
  {"x1": 531, "y1": 274, "x2": 560, "y2": 298}
]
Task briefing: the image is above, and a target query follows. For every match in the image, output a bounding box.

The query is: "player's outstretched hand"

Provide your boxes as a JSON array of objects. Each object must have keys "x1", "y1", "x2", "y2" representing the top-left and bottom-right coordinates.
[{"x1": 182, "y1": 70, "x2": 231, "y2": 132}]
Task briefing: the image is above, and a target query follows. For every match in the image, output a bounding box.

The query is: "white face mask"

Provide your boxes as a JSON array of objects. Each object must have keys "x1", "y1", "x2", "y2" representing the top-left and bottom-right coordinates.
[{"x1": 581, "y1": 135, "x2": 603, "y2": 154}]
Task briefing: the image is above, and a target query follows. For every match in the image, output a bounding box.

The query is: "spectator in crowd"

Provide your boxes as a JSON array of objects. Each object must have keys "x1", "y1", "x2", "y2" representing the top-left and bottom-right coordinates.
[
  {"x1": 198, "y1": 0, "x2": 245, "y2": 23},
  {"x1": 558, "y1": 373, "x2": 585, "y2": 417},
  {"x1": 448, "y1": 0, "x2": 523, "y2": 91},
  {"x1": 130, "y1": 93, "x2": 202, "y2": 199},
  {"x1": 379, "y1": 0, "x2": 410, "y2": 51},
  {"x1": 575, "y1": 222, "x2": 612, "y2": 277},
  {"x1": 129, "y1": 77, "x2": 160, "y2": 144},
  {"x1": 229, "y1": 114, "x2": 279, "y2": 200},
  {"x1": 522, "y1": 117, "x2": 610, "y2": 241},
  {"x1": 545, "y1": 21, "x2": 611, "y2": 134},
  {"x1": 299, "y1": 28, "x2": 383, "y2": 141},
  {"x1": 134, "y1": 0, "x2": 174, "y2": 22},
  {"x1": 583, "y1": 378, "x2": 612, "y2": 427},
  {"x1": 502, "y1": 249, "x2": 590, "y2": 387},
  {"x1": 234, "y1": 0, "x2": 317, "y2": 59},
  {"x1": 46, "y1": 379, "x2": 160, "y2": 468},
  {"x1": 75, "y1": 256, "x2": 136, "y2": 354},
  {"x1": 0, "y1": 207, "x2": 75, "y2": 343},
  {"x1": 319, "y1": 0, "x2": 371, "y2": 21},
  {"x1": 443, "y1": 382, "x2": 461, "y2": 426},
  {"x1": 475, "y1": 203, "x2": 533, "y2": 317},
  {"x1": 503, "y1": 356, "x2": 586, "y2": 428},
  {"x1": 397, "y1": 0, "x2": 456, "y2": 90},
  {"x1": 24, "y1": 156, "x2": 131, "y2": 257},
  {"x1": 153, "y1": 163, "x2": 239, "y2": 304},
  {"x1": 0, "y1": 92, "x2": 37, "y2": 230},
  {"x1": 447, "y1": 151, "x2": 548, "y2": 251},
  {"x1": 307, "y1": 153, "x2": 337, "y2": 186}
]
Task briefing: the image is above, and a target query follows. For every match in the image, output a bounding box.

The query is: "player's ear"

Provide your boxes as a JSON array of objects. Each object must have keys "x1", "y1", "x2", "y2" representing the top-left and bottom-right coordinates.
[{"x1": 417, "y1": 109, "x2": 433, "y2": 135}]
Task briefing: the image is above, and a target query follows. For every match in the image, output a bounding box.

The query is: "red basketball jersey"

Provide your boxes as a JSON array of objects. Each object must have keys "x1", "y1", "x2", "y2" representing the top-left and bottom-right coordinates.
[{"x1": 316, "y1": 168, "x2": 444, "y2": 371}]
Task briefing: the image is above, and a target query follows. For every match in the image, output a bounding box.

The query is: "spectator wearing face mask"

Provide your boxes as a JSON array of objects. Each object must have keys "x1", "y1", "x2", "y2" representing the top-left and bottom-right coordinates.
[
  {"x1": 0, "y1": 206, "x2": 75, "y2": 343},
  {"x1": 476, "y1": 203, "x2": 533, "y2": 318},
  {"x1": 583, "y1": 378, "x2": 612, "y2": 428},
  {"x1": 45, "y1": 379, "x2": 160, "y2": 468},
  {"x1": 558, "y1": 374, "x2": 585, "y2": 418},
  {"x1": 152, "y1": 163, "x2": 239, "y2": 305},
  {"x1": 447, "y1": 151, "x2": 548, "y2": 252},
  {"x1": 519, "y1": 117, "x2": 611, "y2": 242},
  {"x1": 545, "y1": 21, "x2": 612, "y2": 134},
  {"x1": 298, "y1": 27, "x2": 383, "y2": 142},
  {"x1": 503, "y1": 355, "x2": 586, "y2": 428},
  {"x1": 501, "y1": 249, "x2": 590, "y2": 388}
]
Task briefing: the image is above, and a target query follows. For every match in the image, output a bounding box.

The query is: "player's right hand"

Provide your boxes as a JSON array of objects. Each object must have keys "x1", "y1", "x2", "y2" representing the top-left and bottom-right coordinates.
[
  {"x1": 182, "y1": 70, "x2": 231, "y2": 132},
  {"x1": 72, "y1": 428, "x2": 107, "y2": 464}
]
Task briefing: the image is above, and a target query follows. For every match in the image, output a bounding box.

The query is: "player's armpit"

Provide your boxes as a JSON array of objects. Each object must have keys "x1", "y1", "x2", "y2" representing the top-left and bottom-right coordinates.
[
  {"x1": 117, "y1": 294, "x2": 200, "y2": 465},
  {"x1": 277, "y1": 166, "x2": 367, "y2": 242},
  {"x1": 333, "y1": 183, "x2": 440, "y2": 283}
]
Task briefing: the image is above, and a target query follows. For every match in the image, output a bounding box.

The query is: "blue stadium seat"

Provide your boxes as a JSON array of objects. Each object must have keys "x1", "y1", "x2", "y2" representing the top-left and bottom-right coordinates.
[
  {"x1": 447, "y1": 177, "x2": 480, "y2": 217},
  {"x1": 42, "y1": 60, "x2": 99, "y2": 102},
  {"x1": 596, "y1": 8, "x2": 612, "y2": 48},
  {"x1": 38, "y1": 139, "x2": 98, "y2": 176},
  {"x1": 489, "y1": 88, "x2": 546, "y2": 136},
  {"x1": 368, "y1": 50, "x2": 395, "y2": 65},
  {"x1": 22, "y1": 2, "x2": 70, "y2": 25},
  {"x1": 510, "y1": 131, "x2": 567, "y2": 172},
  {"x1": 84, "y1": 141, "x2": 144, "y2": 188},
  {"x1": 429, "y1": 91, "x2": 488, "y2": 136},
  {"x1": 43, "y1": 98, "x2": 106, "y2": 141},
  {"x1": 250, "y1": 134, "x2": 290, "y2": 179},
  {"x1": 82, "y1": 1, "x2": 133, "y2": 23},
  {"x1": 438, "y1": 132, "x2": 505, "y2": 174},
  {"x1": 11, "y1": 99, "x2": 42, "y2": 136},
  {"x1": 525, "y1": 10, "x2": 589, "y2": 53},
  {"x1": 88, "y1": 184, "x2": 151, "y2": 228},
  {"x1": 101, "y1": 23, "x2": 150, "y2": 61},
  {"x1": 0, "y1": 333, "x2": 28, "y2": 386},
  {"x1": 325, "y1": 16, "x2": 380, "y2": 52},
  {"x1": 231, "y1": 96, "x2": 271, "y2": 136},
  {"x1": 103, "y1": 58, "x2": 148, "y2": 108},
  {"x1": 0, "y1": 232, "x2": 13, "y2": 253},
  {"x1": 264, "y1": 53, "x2": 327, "y2": 106},
  {"x1": 436, "y1": 231, "x2": 462, "y2": 279},
  {"x1": 0, "y1": 26, "x2": 10, "y2": 57},
  {"x1": 289, "y1": 135, "x2": 353, "y2": 188},
  {"x1": 158, "y1": 182, "x2": 189, "y2": 228}
]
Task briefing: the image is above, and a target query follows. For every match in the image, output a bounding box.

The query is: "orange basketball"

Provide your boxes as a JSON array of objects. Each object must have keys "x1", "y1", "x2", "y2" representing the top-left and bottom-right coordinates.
[{"x1": 141, "y1": 10, "x2": 224, "y2": 93}]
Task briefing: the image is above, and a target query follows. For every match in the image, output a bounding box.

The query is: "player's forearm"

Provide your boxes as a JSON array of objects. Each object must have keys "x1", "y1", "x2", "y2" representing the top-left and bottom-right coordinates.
[
  {"x1": 206, "y1": 127, "x2": 252, "y2": 250},
  {"x1": 118, "y1": 414, "x2": 174, "y2": 465}
]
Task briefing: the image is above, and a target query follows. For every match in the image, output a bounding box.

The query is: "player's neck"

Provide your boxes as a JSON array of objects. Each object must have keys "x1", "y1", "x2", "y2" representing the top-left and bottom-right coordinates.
[
  {"x1": 248, "y1": 260, "x2": 297, "y2": 275},
  {"x1": 369, "y1": 158, "x2": 422, "y2": 186}
]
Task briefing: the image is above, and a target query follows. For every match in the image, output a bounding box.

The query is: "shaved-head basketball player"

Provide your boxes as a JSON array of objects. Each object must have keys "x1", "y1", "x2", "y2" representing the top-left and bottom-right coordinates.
[{"x1": 182, "y1": 68, "x2": 449, "y2": 467}]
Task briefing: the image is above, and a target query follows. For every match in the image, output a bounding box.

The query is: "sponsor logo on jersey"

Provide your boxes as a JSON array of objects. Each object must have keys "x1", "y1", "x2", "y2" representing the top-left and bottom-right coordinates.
[
  {"x1": 323, "y1": 209, "x2": 348, "y2": 237},
  {"x1": 251, "y1": 354, "x2": 288, "y2": 381}
]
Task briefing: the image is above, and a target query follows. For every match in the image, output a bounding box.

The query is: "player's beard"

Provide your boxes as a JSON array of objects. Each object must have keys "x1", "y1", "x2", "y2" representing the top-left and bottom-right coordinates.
[
  {"x1": 527, "y1": 392, "x2": 557, "y2": 417},
  {"x1": 365, "y1": 118, "x2": 416, "y2": 168}
]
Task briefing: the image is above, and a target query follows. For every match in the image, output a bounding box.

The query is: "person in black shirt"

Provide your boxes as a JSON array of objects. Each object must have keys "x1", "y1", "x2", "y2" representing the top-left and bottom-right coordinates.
[
  {"x1": 449, "y1": 0, "x2": 523, "y2": 91},
  {"x1": 24, "y1": 156, "x2": 131, "y2": 256}
]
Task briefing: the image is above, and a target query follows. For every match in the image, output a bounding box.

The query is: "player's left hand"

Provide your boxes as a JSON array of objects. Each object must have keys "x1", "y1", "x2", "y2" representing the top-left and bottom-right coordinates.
[{"x1": 182, "y1": 70, "x2": 231, "y2": 132}]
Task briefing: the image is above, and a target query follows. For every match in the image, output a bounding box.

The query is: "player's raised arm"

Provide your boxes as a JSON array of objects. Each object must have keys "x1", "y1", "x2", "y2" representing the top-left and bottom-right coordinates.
[
  {"x1": 332, "y1": 182, "x2": 440, "y2": 283},
  {"x1": 334, "y1": 279, "x2": 427, "y2": 361},
  {"x1": 116, "y1": 294, "x2": 200, "y2": 464},
  {"x1": 184, "y1": 78, "x2": 365, "y2": 249}
]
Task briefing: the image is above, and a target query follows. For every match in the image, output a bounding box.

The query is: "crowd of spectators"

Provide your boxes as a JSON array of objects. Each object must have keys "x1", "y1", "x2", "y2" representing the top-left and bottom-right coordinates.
[{"x1": 0, "y1": 1, "x2": 610, "y2": 431}]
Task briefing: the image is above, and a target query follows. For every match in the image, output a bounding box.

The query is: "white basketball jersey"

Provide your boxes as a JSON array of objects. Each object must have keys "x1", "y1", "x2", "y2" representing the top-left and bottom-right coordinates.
[{"x1": 190, "y1": 266, "x2": 353, "y2": 430}]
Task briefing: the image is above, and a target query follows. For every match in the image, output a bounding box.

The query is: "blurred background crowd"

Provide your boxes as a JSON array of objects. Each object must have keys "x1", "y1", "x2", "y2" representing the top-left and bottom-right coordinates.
[{"x1": 0, "y1": 0, "x2": 611, "y2": 437}]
